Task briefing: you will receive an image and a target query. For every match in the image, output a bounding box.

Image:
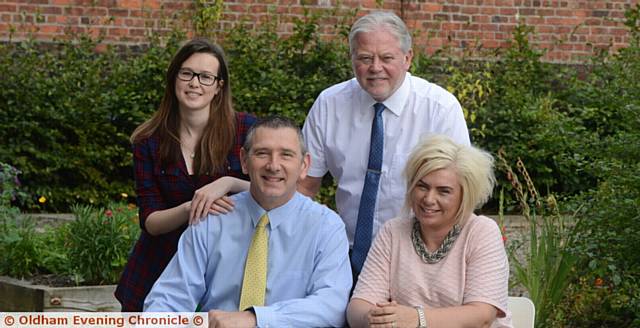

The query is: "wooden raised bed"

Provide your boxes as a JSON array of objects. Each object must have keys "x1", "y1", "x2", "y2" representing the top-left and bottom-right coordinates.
[{"x1": 0, "y1": 276, "x2": 119, "y2": 312}]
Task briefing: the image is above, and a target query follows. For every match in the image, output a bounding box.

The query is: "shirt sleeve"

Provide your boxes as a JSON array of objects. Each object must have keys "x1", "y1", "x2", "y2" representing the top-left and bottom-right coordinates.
[
  {"x1": 302, "y1": 96, "x2": 329, "y2": 178},
  {"x1": 351, "y1": 220, "x2": 394, "y2": 304},
  {"x1": 143, "y1": 220, "x2": 211, "y2": 312},
  {"x1": 463, "y1": 218, "x2": 510, "y2": 317},
  {"x1": 443, "y1": 100, "x2": 471, "y2": 146},
  {"x1": 253, "y1": 216, "x2": 352, "y2": 327},
  {"x1": 132, "y1": 139, "x2": 165, "y2": 231}
]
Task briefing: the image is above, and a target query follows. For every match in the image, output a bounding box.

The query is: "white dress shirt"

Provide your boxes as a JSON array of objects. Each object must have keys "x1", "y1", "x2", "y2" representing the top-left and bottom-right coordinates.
[{"x1": 302, "y1": 72, "x2": 470, "y2": 245}]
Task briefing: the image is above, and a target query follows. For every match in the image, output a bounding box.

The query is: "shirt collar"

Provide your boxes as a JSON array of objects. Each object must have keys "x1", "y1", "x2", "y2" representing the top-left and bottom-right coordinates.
[
  {"x1": 358, "y1": 72, "x2": 411, "y2": 117},
  {"x1": 246, "y1": 192, "x2": 302, "y2": 231}
]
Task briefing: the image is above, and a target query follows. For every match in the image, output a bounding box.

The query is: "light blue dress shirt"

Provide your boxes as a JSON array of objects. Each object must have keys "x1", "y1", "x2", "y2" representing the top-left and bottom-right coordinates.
[{"x1": 144, "y1": 191, "x2": 352, "y2": 327}]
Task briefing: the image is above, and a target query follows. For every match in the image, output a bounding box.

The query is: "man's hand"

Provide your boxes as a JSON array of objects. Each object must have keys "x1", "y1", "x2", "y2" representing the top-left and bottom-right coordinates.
[{"x1": 208, "y1": 310, "x2": 256, "y2": 328}]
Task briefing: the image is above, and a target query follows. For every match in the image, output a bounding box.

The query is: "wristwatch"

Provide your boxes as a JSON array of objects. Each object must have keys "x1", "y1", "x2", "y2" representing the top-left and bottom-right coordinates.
[{"x1": 415, "y1": 305, "x2": 427, "y2": 328}]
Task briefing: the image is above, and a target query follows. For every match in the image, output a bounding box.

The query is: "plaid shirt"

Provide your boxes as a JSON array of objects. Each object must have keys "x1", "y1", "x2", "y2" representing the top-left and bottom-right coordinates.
[{"x1": 115, "y1": 112, "x2": 256, "y2": 311}]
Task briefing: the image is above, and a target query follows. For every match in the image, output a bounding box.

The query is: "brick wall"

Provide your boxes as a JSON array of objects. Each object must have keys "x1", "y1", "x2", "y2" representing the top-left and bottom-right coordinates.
[{"x1": 1, "y1": 0, "x2": 638, "y2": 63}]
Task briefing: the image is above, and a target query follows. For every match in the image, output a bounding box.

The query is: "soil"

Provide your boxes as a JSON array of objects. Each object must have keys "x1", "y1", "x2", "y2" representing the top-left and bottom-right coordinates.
[{"x1": 29, "y1": 273, "x2": 77, "y2": 287}]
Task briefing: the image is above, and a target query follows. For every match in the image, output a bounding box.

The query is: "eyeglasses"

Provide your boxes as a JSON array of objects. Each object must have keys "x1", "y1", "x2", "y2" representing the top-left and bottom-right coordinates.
[{"x1": 177, "y1": 69, "x2": 219, "y2": 86}]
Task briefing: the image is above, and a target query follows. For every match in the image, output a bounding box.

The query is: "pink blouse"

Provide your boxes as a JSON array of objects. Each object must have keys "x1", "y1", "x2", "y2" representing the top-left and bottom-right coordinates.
[{"x1": 352, "y1": 214, "x2": 513, "y2": 328}]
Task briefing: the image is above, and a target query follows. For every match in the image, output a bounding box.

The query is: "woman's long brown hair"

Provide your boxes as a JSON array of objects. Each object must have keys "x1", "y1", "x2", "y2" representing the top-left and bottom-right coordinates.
[{"x1": 130, "y1": 38, "x2": 236, "y2": 175}]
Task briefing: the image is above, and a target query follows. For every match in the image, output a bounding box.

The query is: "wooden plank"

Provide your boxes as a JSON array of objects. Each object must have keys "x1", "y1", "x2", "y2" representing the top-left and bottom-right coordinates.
[
  {"x1": 43, "y1": 285, "x2": 119, "y2": 312},
  {"x1": 0, "y1": 276, "x2": 119, "y2": 312},
  {"x1": 0, "y1": 276, "x2": 44, "y2": 311}
]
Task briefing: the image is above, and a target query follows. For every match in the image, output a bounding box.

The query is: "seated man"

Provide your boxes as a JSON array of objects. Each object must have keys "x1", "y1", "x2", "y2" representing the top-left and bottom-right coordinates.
[{"x1": 144, "y1": 116, "x2": 352, "y2": 327}]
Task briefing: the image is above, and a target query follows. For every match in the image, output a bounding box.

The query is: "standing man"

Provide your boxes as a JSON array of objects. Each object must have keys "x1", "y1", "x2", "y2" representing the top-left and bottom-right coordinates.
[
  {"x1": 300, "y1": 11, "x2": 471, "y2": 276},
  {"x1": 145, "y1": 117, "x2": 352, "y2": 327}
]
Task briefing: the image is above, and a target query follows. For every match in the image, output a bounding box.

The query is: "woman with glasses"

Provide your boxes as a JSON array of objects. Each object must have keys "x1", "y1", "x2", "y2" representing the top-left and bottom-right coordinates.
[
  {"x1": 347, "y1": 135, "x2": 512, "y2": 328},
  {"x1": 115, "y1": 38, "x2": 256, "y2": 311}
]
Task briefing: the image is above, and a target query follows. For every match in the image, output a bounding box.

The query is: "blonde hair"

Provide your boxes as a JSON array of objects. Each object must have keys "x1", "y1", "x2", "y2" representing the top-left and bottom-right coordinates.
[{"x1": 403, "y1": 135, "x2": 495, "y2": 226}]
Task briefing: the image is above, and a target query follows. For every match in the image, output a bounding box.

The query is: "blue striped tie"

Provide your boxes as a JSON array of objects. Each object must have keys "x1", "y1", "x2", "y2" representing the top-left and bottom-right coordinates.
[{"x1": 351, "y1": 102, "x2": 385, "y2": 275}]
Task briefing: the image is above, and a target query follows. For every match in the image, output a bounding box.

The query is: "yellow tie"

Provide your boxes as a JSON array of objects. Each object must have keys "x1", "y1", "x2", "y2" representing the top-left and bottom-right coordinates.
[{"x1": 239, "y1": 213, "x2": 270, "y2": 311}]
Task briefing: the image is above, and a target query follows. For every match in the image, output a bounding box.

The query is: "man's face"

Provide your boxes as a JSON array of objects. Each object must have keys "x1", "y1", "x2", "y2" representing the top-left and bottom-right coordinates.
[
  {"x1": 241, "y1": 127, "x2": 310, "y2": 210},
  {"x1": 352, "y1": 28, "x2": 413, "y2": 102}
]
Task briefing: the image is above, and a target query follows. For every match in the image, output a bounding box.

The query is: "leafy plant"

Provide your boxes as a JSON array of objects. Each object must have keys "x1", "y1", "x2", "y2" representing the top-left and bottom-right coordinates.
[
  {"x1": 0, "y1": 162, "x2": 27, "y2": 207},
  {"x1": 0, "y1": 34, "x2": 181, "y2": 211},
  {"x1": 65, "y1": 203, "x2": 138, "y2": 285},
  {"x1": 497, "y1": 151, "x2": 581, "y2": 327},
  {"x1": 0, "y1": 208, "x2": 42, "y2": 278},
  {"x1": 226, "y1": 6, "x2": 353, "y2": 124}
]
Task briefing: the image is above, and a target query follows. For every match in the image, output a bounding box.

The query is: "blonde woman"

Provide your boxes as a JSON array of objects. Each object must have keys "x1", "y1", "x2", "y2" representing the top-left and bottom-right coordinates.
[{"x1": 347, "y1": 135, "x2": 512, "y2": 328}]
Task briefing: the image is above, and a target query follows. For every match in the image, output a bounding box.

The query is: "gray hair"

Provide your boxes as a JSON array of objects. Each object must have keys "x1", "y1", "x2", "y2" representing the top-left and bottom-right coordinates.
[
  {"x1": 403, "y1": 135, "x2": 495, "y2": 226},
  {"x1": 348, "y1": 11, "x2": 412, "y2": 55},
  {"x1": 243, "y1": 116, "x2": 307, "y2": 156}
]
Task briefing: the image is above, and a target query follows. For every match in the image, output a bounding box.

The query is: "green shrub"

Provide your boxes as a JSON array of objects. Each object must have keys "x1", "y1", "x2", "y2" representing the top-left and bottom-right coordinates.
[
  {"x1": 558, "y1": 276, "x2": 640, "y2": 328},
  {"x1": 0, "y1": 208, "x2": 42, "y2": 278},
  {"x1": 65, "y1": 203, "x2": 138, "y2": 285},
  {"x1": 0, "y1": 201, "x2": 138, "y2": 285},
  {"x1": 226, "y1": 7, "x2": 353, "y2": 124},
  {"x1": 0, "y1": 162, "x2": 28, "y2": 207},
  {"x1": 0, "y1": 34, "x2": 182, "y2": 211}
]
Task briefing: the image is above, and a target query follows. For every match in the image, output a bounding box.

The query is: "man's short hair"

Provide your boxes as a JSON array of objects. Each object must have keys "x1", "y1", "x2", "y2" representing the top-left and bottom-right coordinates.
[
  {"x1": 243, "y1": 116, "x2": 307, "y2": 156},
  {"x1": 348, "y1": 11, "x2": 412, "y2": 55}
]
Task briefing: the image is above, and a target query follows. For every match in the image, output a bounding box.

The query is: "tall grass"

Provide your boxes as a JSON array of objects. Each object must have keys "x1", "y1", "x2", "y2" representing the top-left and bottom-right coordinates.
[{"x1": 498, "y1": 149, "x2": 583, "y2": 327}]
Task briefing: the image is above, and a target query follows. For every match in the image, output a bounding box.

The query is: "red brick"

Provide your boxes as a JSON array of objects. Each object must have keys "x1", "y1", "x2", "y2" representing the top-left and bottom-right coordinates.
[
  {"x1": 250, "y1": 4, "x2": 269, "y2": 13},
  {"x1": 601, "y1": 19, "x2": 620, "y2": 27},
  {"x1": 109, "y1": 8, "x2": 129, "y2": 17},
  {"x1": 472, "y1": 15, "x2": 490, "y2": 23},
  {"x1": 524, "y1": 16, "x2": 544, "y2": 24},
  {"x1": 480, "y1": 7, "x2": 500, "y2": 15},
  {"x1": 611, "y1": 28, "x2": 628, "y2": 36},
  {"x1": 442, "y1": 5, "x2": 460, "y2": 12},
  {"x1": 108, "y1": 27, "x2": 128, "y2": 36},
  {"x1": 129, "y1": 27, "x2": 147, "y2": 36},
  {"x1": 41, "y1": 6, "x2": 63, "y2": 15},
  {"x1": 422, "y1": 3, "x2": 443, "y2": 12},
  {"x1": 452, "y1": 14, "x2": 470, "y2": 22},
  {"x1": 0, "y1": 0, "x2": 635, "y2": 64},
  {"x1": 545, "y1": 17, "x2": 581, "y2": 25},
  {"x1": 536, "y1": 8, "x2": 554, "y2": 16},
  {"x1": 498, "y1": 24, "x2": 515, "y2": 32},
  {"x1": 116, "y1": 0, "x2": 142, "y2": 9},
  {"x1": 124, "y1": 18, "x2": 145, "y2": 27},
  {"x1": 144, "y1": 0, "x2": 162, "y2": 10},
  {"x1": 0, "y1": 4, "x2": 17, "y2": 12},
  {"x1": 518, "y1": 8, "x2": 535, "y2": 16},
  {"x1": 86, "y1": 7, "x2": 108, "y2": 16},
  {"x1": 442, "y1": 22, "x2": 462, "y2": 31},
  {"x1": 461, "y1": 6, "x2": 480, "y2": 14},
  {"x1": 482, "y1": 39, "x2": 501, "y2": 48},
  {"x1": 499, "y1": 8, "x2": 516, "y2": 15},
  {"x1": 536, "y1": 25, "x2": 554, "y2": 33},
  {"x1": 495, "y1": 0, "x2": 515, "y2": 5},
  {"x1": 480, "y1": 23, "x2": 498, "y2": 31}
]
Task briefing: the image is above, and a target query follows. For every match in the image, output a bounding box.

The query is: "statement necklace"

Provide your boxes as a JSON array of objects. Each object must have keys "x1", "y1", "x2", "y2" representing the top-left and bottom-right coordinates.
[{"x1": 411, "y1": 219, "x2": 462, "y2": 264}]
